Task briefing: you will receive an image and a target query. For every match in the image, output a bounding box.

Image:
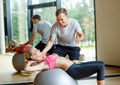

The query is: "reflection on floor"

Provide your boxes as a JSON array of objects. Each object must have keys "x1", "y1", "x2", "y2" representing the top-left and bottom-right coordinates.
[
  {"x1": 105, "y1": 65, "x2": 120, "y2": 74},
  {"x1": 0, "y1": 53, "x2": 120, "y2": 85},
  {"x1": 77, "y1": 77, "x2": 120, "y2": 85}
]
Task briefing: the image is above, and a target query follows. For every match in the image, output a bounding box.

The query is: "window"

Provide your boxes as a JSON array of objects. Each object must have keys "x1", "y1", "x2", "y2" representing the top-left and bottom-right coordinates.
[
  {"x1": 32, "y1": 0, "x2": 56, "y2": 4},
  {"x1": 61, "y1": 0, "x2": 95, "y2": 61},
  {"x1": 11, "y1": 0, "x2": 28, "y2": 43},
  {"x1": 9, "y1": 0, "x2": 95, "y2": 61},
  {"x1": 32, "y1": 7, "x2": 56, "y2": 45}
]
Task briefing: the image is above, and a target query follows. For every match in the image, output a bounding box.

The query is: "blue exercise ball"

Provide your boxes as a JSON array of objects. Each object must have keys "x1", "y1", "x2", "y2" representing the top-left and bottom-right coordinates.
[{"x1": 34, "y1": 69, "x2": 78, "y2": 85}]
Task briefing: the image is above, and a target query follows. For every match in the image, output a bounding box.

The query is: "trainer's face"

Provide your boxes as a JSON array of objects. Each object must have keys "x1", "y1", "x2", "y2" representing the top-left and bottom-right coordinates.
[
  {"x1": 56, "y1": 13, "x2": 68, "y2": 27},
  {"x1": 32, "y1": 19, "x2": 39, "y2": 24}
]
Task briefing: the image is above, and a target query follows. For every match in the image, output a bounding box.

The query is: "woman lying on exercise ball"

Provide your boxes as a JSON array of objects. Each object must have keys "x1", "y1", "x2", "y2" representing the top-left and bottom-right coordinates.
[
  {"x1": 6, "y1": 40, "x2": 30, "y2": 53},
  {"x1": 25, "y1": 46, "x2": 105, "y2": 85}
]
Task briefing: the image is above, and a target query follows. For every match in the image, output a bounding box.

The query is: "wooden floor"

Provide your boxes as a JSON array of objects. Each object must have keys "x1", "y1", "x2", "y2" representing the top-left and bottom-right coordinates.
[
  {"x1": 77, "y1": 77, "x2": 120, "y2": 85},
  {"x1": 12, "y1": 77, "x2": 120, "y2": 85},
  {"x1": 0, "y1": 53, "x2": 120, "y2": 85},
  {"x1": 0, "y1": 53, "x2": 38, "y2": 85}
]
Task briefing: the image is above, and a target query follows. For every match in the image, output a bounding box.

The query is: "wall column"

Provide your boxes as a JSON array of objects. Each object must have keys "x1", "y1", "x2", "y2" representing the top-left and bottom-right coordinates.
[{"x1": 0, "y1": 0, "x2": 5, "y2": 54}]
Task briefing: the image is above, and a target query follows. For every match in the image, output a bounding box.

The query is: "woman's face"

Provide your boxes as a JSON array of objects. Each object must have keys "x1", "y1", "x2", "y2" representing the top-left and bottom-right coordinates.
[
  {"x1": 30, "y1": 48, "x2": 42, "y2": 61},
  {"x1": 56, "y1": 13, "x2": 68, "y2": 27}
]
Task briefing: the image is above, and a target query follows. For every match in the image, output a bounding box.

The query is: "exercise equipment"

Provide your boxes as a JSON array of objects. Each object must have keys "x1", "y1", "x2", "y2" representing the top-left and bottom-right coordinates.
[
  {"x1": 12, "y1": 53, "x2": 26, "y2": 72},
  {"x1": 34, "y1": 69, "x2": 78, "y2": 85}
]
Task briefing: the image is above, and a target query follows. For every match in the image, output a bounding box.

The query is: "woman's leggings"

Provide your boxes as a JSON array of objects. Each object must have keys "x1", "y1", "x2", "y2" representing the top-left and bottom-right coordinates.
[{"x1": 66, "y1": 61, "x2": 105, "y2": 80}]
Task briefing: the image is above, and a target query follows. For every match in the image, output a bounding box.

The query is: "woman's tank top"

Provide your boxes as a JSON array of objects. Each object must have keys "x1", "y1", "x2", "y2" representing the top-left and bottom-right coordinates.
[{"x1": 43, "y1": 55, "x2": 58, "y2": 70}]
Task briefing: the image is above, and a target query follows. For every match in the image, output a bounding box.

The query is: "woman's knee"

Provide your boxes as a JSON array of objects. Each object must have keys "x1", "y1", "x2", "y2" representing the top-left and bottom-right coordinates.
[
  {"x1": 97, "y1": 61, "x2": 105, "y2": 80},
  {"x1": 97, "y1": 61, "x2": 105, "y2": 70}
]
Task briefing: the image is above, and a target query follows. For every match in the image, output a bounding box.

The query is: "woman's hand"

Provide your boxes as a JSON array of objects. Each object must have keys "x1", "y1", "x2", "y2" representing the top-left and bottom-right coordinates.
[
  {"x1": 30, "y1": 54, "x2": 44, "y2": 64},
  {"x1": 25, "y1": 60, "x2": 36, "y2": 72},
  {"x1": 27, "y1": 60, "x2": 36, "y2": 66}
]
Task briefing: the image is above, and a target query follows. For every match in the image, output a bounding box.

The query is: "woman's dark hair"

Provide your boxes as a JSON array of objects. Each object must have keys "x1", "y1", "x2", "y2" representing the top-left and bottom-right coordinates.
[
  {"x1": 56, "y1": 8, "x2": 67, "y2": 16},
  {"x1": 32, "y1": 14, "x2": 41, "y2": 20}
]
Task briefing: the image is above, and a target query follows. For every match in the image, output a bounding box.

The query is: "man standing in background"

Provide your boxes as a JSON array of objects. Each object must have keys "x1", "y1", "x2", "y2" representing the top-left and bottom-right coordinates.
[{"x1": 23, "y1": 14, "x2": 57, "y2": 54}]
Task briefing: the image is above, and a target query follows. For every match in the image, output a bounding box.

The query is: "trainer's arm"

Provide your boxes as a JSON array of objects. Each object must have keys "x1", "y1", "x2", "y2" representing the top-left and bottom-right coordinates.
[
  {"x1": 42, "y1": 35, "x2": 55, "y2": 55},
  {"x1": 24, "y1": 32, "x2": 37, "y2": 46},
  {"x1": 75, "y1": 31, "x2": 84, "y2": 44}
]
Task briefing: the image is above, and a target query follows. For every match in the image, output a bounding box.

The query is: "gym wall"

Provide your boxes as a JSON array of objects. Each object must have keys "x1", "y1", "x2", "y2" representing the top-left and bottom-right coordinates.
[{"x1": 95, "y1": 0, "x2": 120, "y2": 66}]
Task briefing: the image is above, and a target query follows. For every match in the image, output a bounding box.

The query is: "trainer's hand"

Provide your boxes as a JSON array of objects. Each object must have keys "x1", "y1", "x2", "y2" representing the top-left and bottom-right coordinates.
[
  {"x1": 75, "y1": 34, "x2": 81, "y2": 44},
  {"x1": 41, "y1": 51, "x2": 46, "y2": 58}
]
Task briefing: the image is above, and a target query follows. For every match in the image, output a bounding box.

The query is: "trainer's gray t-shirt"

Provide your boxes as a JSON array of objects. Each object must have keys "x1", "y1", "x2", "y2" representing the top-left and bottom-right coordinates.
[
  {"x1": 33, "y1": 21, "x2": 57, "y2": 44},
  {"x1": 51, "y1": 18, "x2": 82, "y2": 47}
]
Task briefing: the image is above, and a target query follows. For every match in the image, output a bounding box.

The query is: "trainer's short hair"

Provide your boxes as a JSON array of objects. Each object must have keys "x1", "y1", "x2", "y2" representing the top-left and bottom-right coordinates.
[
  {"x1": 32, "y1": 14, "x2": 41, "y2": 20},
  {"x1": 56, "y1": 8, "x2": 67, "y2": 16}
]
